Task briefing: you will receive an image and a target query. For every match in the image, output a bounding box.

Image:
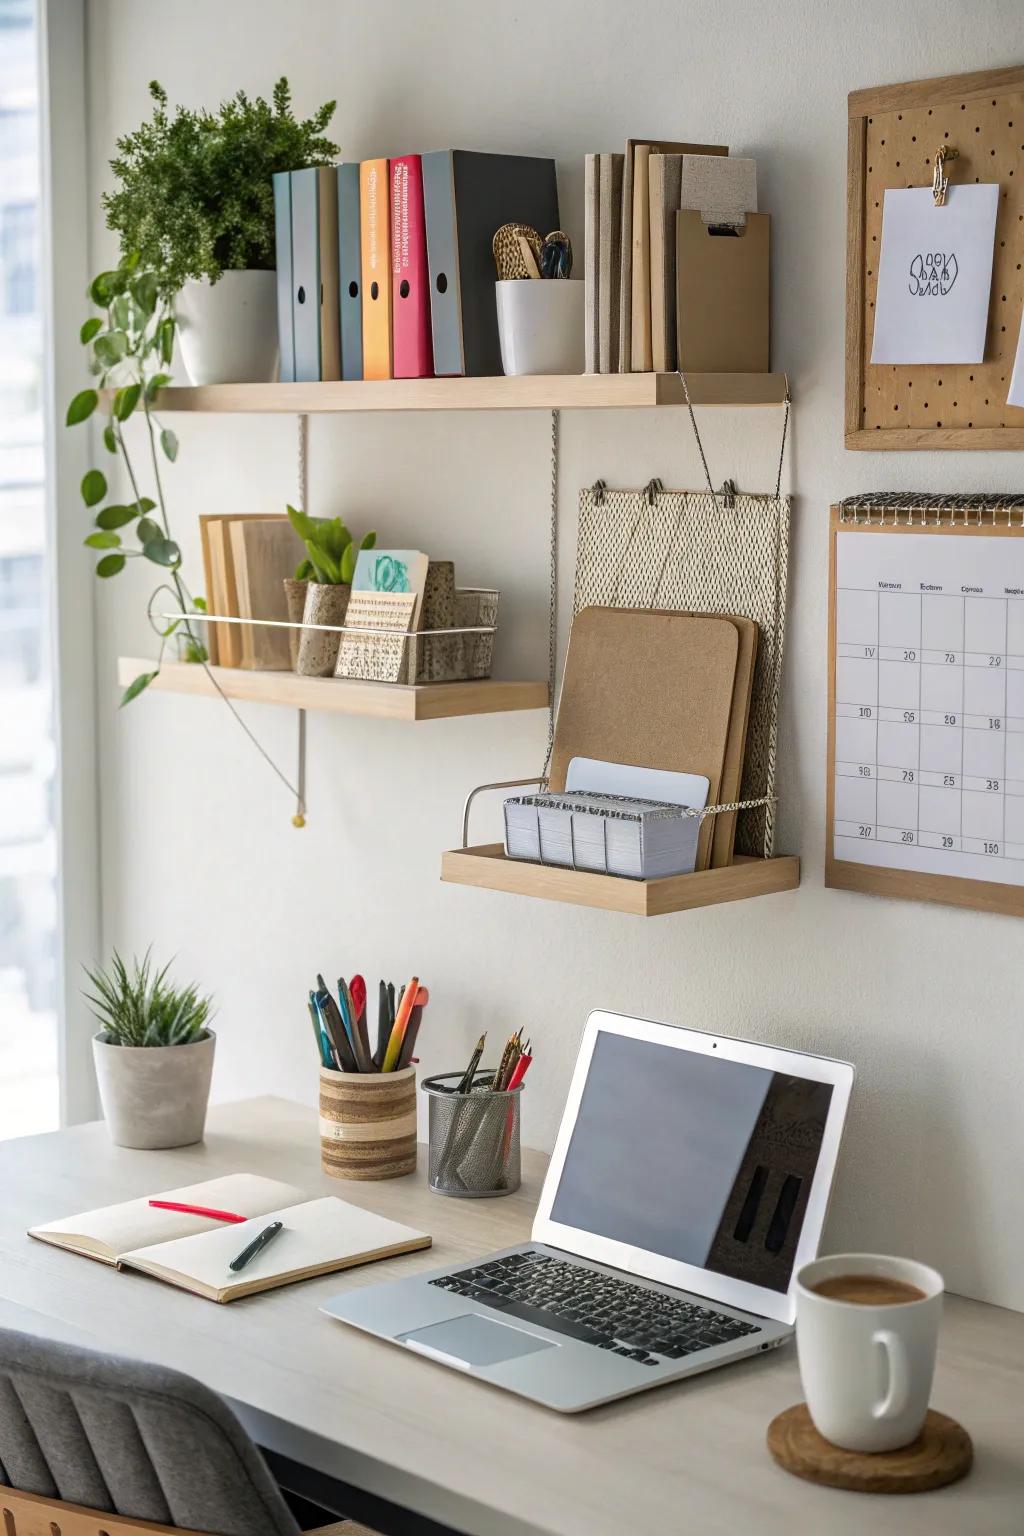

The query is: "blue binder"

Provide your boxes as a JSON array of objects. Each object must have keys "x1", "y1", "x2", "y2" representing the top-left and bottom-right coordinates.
[
  {"x1": 272, "y1": 172, "x2": 295, "y2": 382},
  {"x1": 290, "y1": 167, "x2": 322, "y2": 382},
  {"x1": 337, "y1": 163, "x2": 363, "y2": 381}
]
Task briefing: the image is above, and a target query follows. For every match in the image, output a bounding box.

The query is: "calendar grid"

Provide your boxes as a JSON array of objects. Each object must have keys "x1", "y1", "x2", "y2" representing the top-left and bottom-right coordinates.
[{"x1": 833, "y1": 527, "x2": 1024, "y2": 890}]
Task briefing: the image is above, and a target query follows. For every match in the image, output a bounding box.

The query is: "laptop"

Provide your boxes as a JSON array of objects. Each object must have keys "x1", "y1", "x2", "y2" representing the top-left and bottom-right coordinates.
[{"x1": 322, "y1": 1011, "x2": 854, "y2": 1412}]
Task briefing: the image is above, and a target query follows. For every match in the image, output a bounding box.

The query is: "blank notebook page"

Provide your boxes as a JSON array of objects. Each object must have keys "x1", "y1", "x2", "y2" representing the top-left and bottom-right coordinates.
[{"x1": 122, "y1": 1195, "x2": 430, "y2": 1290}]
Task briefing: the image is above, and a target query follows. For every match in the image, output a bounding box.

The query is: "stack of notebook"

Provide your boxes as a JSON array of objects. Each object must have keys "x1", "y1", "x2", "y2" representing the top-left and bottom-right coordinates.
[
  {"x1": 584, "y1": 141, "x2": 762, "y2": 373},
  {"x1": 504, "y1": 790, "x2": 703, "y2": 880},
  {"x1": 275, "y1": 151, "x2": 558, "y2": 383},
  {"x1": 199, "y1": 514, "x2": 303, "y2": 670}
]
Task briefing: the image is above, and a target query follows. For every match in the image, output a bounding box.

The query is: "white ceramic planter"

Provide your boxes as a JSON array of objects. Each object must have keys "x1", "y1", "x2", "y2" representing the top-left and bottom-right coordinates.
[
  {"x1": 176, "y1": 271, "x2": 278, "y2": 385},
  {"x1": 93, "y1": 1030, "x2": 216, "y2": 1149},
  {"x1": 495, "y1": 279, "x2": 584, "y2": 375}
]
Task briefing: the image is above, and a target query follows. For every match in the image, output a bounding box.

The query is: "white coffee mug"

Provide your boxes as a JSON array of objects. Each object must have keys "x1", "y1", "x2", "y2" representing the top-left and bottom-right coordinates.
[{"x1": 795, "y1": 1253, "x2": 943, "y2": 1453}]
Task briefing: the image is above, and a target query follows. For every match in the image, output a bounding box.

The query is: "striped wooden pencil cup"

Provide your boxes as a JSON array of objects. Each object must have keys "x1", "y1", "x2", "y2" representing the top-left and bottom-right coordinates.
[{"x1": 319, "y1": 1065, "x2": 417, "y2": 1180}]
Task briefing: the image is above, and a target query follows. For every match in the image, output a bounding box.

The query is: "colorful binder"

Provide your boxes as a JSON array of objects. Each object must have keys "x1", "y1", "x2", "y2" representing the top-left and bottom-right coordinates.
[
  {"x1": 337, "y1": 163, "x2": 363, "y2": 380},
  {"x1": 422, "y1": 150, "x2": 558, "y2": 376},
  {"x1": 360, "y1": 158, "x2": 392, "y2": 379},
  {"x1": 391, "y1": 155, "x2": 433, "y2": 379},
  {"x1": 272, "y1": 171, "x2": 295, "y2": 382}
]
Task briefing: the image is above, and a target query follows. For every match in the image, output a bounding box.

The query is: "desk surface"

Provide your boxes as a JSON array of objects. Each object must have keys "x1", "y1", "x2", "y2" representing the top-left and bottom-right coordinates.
[{"x1": 1, "y1": 1096, "x2": 1021, "y2": 1536}]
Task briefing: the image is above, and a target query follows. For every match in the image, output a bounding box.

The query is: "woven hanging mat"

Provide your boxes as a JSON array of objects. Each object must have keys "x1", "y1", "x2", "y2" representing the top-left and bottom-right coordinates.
[{"x1": 573, "y1": 486, "x2": 791, "y2": 859}]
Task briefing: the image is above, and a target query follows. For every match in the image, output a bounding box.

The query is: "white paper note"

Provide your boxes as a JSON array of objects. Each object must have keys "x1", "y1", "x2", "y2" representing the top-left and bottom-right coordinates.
[
  {"x1": 870, "y1": 184, "x2": 999, "y2": 365},
  {"x1": 1007, "y1": 303, "x2": 1024, "y2": 408}
]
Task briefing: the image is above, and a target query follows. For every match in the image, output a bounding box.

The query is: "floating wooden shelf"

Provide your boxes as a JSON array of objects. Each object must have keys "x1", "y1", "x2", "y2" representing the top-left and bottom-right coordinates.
[
  {"x1": 117, "y1": 658, "x2": 549, "y2": 721},
  {"x1": 440, "y1": 844, "x2": 801, "y2": 916},
  {"x1": 146, "y1": 373, "x2": 790, "y2": 414}
]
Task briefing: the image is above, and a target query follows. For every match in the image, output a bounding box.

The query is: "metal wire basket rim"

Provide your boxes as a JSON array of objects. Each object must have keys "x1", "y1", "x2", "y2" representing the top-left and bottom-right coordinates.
[{"x1": 421, "y1": 1070, "x2": 523, "y2": 1098}]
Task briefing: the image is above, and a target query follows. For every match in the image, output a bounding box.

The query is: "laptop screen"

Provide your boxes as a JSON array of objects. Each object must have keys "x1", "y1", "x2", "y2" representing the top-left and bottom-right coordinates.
[{"x1": 548, "y1": 1030, "x2": 835, "y2": 1294}]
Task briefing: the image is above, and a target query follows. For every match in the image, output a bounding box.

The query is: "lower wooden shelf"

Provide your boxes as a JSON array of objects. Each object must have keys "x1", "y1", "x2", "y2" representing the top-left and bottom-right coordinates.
[
  {"x1": 117, "y1": 658, "x2": 549, "y2": 721},
  {"x1": 440, "y1": 845, "x2": 801, "y2": 916}
]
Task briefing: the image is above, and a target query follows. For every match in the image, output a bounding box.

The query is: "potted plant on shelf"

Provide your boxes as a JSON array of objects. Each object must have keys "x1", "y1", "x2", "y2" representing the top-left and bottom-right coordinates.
[
  {"x1": 104, "y1": 79, "x2": 337, "y2": 384},
  {"x1": 86, "y1": 949, "x2": 215, "y2": 1149},
  {"x1": 287, "y1": 506, "x2": 375, "y2": 676}
]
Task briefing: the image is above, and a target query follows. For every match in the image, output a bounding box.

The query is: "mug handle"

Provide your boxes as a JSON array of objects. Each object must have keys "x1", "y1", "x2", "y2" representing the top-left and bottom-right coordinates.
[{"x1": 872, "y1": 1328, "x2": 911, "y2": 1420}]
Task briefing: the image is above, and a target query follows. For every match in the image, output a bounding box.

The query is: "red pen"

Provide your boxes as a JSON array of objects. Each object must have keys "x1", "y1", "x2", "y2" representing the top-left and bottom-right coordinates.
[
  {"x1": 148, "y1": 1200, "x2": 246, "y2": 1223},
  {"x1": 506, "y1": 1053, "x2": 533, "y2": 1092}
]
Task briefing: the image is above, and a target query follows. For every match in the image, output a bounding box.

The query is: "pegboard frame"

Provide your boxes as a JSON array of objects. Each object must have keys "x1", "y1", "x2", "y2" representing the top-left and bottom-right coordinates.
[{"x1": 846, "y1": 64, "x2": 1024, "y2": 451}]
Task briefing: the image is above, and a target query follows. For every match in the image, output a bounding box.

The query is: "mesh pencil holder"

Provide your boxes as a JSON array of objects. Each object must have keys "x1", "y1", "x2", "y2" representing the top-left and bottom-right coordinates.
[{"x1": 423, "y1": 1072, "x2": 521, "y2": 1198}]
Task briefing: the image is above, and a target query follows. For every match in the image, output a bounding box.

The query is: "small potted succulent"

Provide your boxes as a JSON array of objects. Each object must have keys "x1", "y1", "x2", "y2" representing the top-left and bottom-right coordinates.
[
  {"x1": 104, "y1": 79, "x2": 337, "y2": 384},
  {"x1": 287, "y1": 506, "x2": 375, "y2": 676},
  {"x1": 86, "y1": 949, "x2": 215, "y2": 1149}
]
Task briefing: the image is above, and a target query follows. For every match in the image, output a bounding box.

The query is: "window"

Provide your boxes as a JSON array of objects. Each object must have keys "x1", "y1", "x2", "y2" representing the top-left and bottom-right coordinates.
[
  {"x1": 0, "y1": 0, "x2": 58, "y2": 1138},
  {"x1": 2, "y1": 201, "x2": 37, "y2": 315}
]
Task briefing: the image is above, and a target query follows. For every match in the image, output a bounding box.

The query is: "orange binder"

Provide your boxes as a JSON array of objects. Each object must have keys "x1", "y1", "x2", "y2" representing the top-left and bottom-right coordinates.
[{"x1": 360, "y1": 158, "x2": 392, "y2": 379}]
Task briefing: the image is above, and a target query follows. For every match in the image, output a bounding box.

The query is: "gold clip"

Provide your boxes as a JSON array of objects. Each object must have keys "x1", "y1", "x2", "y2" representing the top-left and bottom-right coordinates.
[{"x1": 932, "y1": 145, "x2": 959, "y2": 207}]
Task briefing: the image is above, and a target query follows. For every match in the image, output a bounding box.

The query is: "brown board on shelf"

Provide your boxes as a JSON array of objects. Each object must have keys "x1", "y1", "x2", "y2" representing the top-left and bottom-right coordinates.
[
  {"x1": 825, "y1": 498, "x2": 1024, "y2": 918},
  {"x1": 846, "y1": 64, "x2": 1024, "y2": 450}
]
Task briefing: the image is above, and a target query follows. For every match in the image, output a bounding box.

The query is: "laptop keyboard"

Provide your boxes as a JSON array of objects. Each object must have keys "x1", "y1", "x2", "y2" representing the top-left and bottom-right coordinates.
[{"x1": 429, "y1": 1251, "x2": 762, "y2": 1367}]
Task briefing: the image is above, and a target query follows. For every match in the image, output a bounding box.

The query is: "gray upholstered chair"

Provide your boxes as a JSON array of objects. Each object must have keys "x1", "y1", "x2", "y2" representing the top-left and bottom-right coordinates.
[{"x1": 0, "y1": 1328, "x2": 377, "y2": 1536}]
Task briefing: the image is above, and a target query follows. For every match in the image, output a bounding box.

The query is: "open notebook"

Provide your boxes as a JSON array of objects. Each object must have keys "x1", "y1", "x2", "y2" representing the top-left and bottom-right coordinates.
[{"x1": 28, "y1": 1174, "x2": 431, "y2": 1303}]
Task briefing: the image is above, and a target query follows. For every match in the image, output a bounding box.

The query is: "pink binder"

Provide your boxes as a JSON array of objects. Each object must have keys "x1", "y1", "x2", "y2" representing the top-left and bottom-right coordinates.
[{"x1": 391, "y1": 155, "x2": 434, "y2": 379}]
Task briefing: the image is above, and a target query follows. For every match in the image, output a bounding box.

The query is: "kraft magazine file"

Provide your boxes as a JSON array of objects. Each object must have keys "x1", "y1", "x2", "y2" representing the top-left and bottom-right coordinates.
[{"x1": 29, "y1": 1173, "x2": 431, "y2": 1302}]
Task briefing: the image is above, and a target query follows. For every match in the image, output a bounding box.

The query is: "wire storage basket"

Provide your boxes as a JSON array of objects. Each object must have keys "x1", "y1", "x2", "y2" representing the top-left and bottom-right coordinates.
[{"x1": 423, "y1": 1072, "x2": 521, "y2": 1197}]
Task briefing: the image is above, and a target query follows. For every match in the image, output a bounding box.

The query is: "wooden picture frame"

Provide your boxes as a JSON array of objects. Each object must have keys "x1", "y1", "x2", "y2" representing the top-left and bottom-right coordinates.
[{"x1": 846, "y1": 65, "x2": 1024, "y2": 450}]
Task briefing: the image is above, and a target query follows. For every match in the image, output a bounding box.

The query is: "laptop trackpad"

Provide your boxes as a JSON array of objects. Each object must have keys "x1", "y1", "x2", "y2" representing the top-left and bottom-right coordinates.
[{"x1": 399, "y1": 1313, "x2": 557, "y2": 1367}]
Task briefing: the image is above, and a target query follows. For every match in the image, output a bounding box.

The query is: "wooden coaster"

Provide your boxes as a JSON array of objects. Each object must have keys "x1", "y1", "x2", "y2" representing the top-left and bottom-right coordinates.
[{"x1": 767, "y1": 1404, "x2": 973, "y2": 1494}]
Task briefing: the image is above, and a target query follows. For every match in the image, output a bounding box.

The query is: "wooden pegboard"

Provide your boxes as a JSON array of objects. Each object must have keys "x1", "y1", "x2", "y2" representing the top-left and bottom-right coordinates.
[{"x1": 846, "y1": 65, "x2": 1024, "y2": 450}]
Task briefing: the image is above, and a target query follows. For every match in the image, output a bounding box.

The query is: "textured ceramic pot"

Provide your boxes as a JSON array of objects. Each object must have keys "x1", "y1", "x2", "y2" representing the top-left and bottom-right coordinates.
[
  {"x1": 282, "y1": 577, "x2": 308, "y2": 670},
  {"x1": 92, "y1": 1030, "x2": 216, "y2": 1149},
  {"x1": 495, "y1": 279, "x2": 584, "y2": 375},
  {"x1": 176, "y1": 271, "x2": 278, "y2": 385},
  {"x1": 296, "y1": 582, "x2": 350, "y2": 677}
]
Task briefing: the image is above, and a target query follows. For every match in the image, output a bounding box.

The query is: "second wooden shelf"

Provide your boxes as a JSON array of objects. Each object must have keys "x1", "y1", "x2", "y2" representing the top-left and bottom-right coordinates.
[
  {"x1": 440, "y1": 844, "x2": 801, "y2": 916},
  {"x1": 117, "y1": 658, "x2": 549, "y2": 721}
]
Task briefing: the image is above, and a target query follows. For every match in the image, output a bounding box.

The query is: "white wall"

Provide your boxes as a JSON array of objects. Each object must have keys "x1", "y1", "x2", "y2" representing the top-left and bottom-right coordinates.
[{"x1": 84, "y1": 0, "x2": 1024, "y2": 1309}]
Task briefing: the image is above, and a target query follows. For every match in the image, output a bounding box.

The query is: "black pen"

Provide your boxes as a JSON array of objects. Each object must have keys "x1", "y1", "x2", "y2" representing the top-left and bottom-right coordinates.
[{"x1": 229, "y1": 1220, "x2": 283, "y2": 1273}]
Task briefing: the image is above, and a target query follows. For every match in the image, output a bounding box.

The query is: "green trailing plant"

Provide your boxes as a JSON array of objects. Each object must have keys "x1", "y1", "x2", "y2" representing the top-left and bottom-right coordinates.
[
  {"x1": 104, "y1": 79, "x2": 338, "y2": 294},
  {"x1": 84, "y1": 948, "x2": 213, "y2": 1048},
  {"x1": 287, "y1": 506, "x2": 376, "y2": 585},
  {"x1": 68, "y1": 250, "x2": 209, "y2": 705}
]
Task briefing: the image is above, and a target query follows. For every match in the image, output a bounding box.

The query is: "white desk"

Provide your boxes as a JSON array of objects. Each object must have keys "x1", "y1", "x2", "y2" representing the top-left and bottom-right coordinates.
[{"x1": 1, "y1": 1097, "x2": 1021, "y2": 1535}]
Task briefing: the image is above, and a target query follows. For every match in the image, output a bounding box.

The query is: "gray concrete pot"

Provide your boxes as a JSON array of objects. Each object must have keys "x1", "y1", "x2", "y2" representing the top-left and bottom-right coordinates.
[
  {"x1": 297, "y1": 582, "x2": 350, "y2": 676},
  {"x1": 92, "y1": 1030, "x2": 216, "y2": 1149}
]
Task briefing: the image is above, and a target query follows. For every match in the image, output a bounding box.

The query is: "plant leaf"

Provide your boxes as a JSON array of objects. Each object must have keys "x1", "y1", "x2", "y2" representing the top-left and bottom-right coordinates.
[
  {"x1": 80, "y1": 316, "x2": 102, "y2": 344},
  {"x1": 96, "y1": 553, "x2": 126, "y2": 577},
  {"x1": 305, "y1": 539, "x2": 340, "y2": 584},
  {"x1": 132, "y1": 271, "x2": 158, "y2": 315},
  {"x1": 121, "y1": 670, "x2": 158, "y2": 705},
  {"x1": 113, "y1": 383, "x2": 141, "y2": 421},
  {"x1": 103, "y1": 423, "x2": 118, "y2": 454},
  {"x1": 136, "y1": 515, "x2": 162, "y2": 545},
  {"x1": 84, "y1": 530, "x2": 121, "y2": 549},
  {"x1": 286, "y1": 504, "x2": 319, "y2": 543},
  {"x1": 361, "y1": 530, "x2": 377, "y2": 551},
  {"x1": 81, "y1": 469, "x2": 107, "y2": 507},
  {"x1": 340, "y1": 541, "x2": 357, "y2": 584},
  {"x1": 95, "y1": 504, "x2": 137, "y2": 530},
  {"x1": 160, "y1": 427, "x2": 178, "y2": 461},
  {"x1": 158, "y1": 317, "x2": 175, "y2": 365},
  {"x1": 89, "y1": 270, "x2": 122, "y2": 306},
  {"x1": 145, "y1": 372, "x2": 172, "y2": 402},
  {"x1": 66, "y1": 389, "x2": 99, "y2": 426},
  {"x1": 182, "y1": 638, "x2": 208, "y2": 663},
  {"x1": 142, "y1": 536, "x2": 181, "y2": 568},
  {"x1": 191, "y1": 595, "x2": 207, "y2": 612},
  {"x1": 94, "y1": 331, "x2": 129, "y2": 368}
]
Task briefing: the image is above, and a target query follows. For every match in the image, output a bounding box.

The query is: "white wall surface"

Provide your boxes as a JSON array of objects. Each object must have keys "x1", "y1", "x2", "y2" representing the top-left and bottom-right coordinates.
[{"x1": 83, "y1": 0, "x2": 1024, "y2": 1309}]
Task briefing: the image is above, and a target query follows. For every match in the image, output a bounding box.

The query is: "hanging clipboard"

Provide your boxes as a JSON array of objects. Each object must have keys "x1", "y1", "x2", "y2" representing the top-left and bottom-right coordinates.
[{"x1": 827, "y1": 493, "x2": 1024, "y2": 916}]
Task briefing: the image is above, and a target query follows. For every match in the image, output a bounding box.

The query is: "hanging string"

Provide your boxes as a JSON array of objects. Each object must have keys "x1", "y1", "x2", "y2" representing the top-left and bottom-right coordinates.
[{"x1": 539, "y1": 409, "x2": 559, "y2": 786}]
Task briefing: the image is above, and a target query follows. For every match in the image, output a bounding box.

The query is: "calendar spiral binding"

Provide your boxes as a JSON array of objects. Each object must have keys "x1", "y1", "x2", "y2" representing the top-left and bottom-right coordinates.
[{"x1": 839, "y1": 493, "x2": 1024, "y2": 528}]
